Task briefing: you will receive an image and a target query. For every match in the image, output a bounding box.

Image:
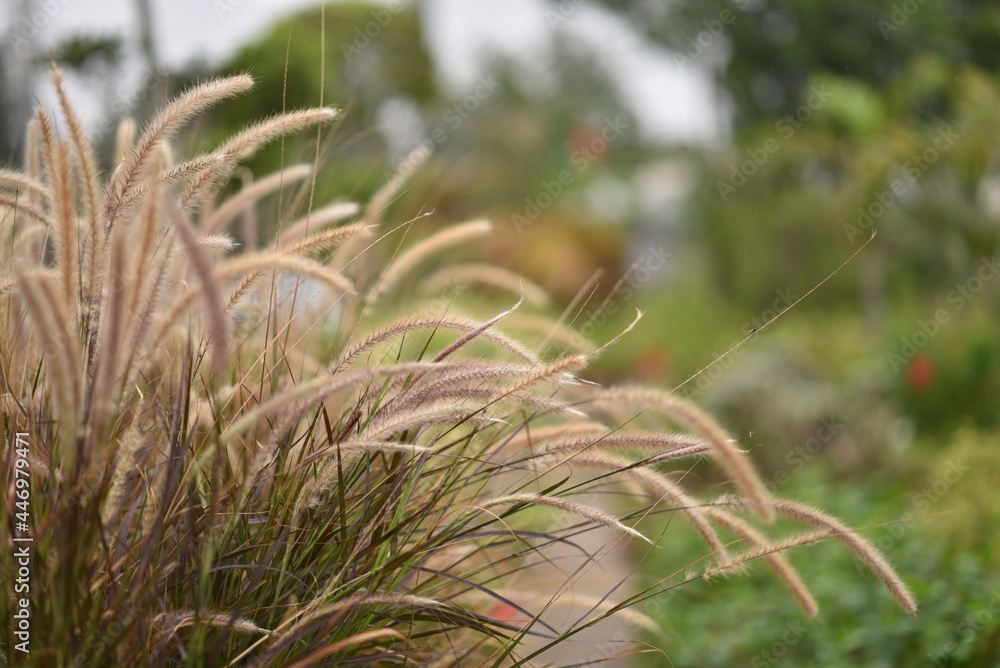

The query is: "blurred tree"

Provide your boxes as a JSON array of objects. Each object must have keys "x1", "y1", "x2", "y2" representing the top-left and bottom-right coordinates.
[
  {"x1": 49, "y1": 35, "x2": 123, "y2": 70},
  {"x1": 401, "y1": 33, "x2": 644, "y2": 299},
  {"x1": 176, "y1": 0, "x2": 437, "y2": 202},
  {"x1": 566, "y1": 0, "x2": 1000, "y2": 317},
  {"x1": 692, "y1": 58, "x2": 1000, "y2": 307},
  {"x1": 190, "y1": 2, "x2": 645, "y2": 296},
  {"x1": 688, "y1": 58, "x2": 1000, "y2": 433},
  {"x1": 1, "y1": 28, "x2": 126, "y2": 164},
  {"x1": 586, "y1": 0, "x2": 1000, "y2": 125},
  {"x1": 407, "y1": 33, "x2": 640, "y2": 216},
  {"x1": 1, "y1": 0, "x2": 35, "y2": 162}
]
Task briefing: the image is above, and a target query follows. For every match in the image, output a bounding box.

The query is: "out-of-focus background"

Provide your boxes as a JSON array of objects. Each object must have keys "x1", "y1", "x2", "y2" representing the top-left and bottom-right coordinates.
[{"x1": 4, "y1": 1, "x2": 1000, "y2": 664}]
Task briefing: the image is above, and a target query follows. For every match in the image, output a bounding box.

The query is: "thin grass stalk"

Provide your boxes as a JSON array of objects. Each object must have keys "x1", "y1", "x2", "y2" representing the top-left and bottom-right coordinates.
[
  {"x1": 598, "y1": 386, "x2": 774, "y2": 522},
  {"x1": 168, "y1": 201, "x2": 229, "y2": 375},
  {"x1": 0, "y1": 194, "x2": 49, "y2": 226},
  {"x1": 768, "y1": 498, "x2": 916, "y2": 614},
  {"x1": 14, "y1": 271, "x2": 81, "y2": 437},
  {"x1": 186, "y1": 109, "x2": 338, "y2": 218},
  {"x1": 36, "y1": 109, "x2": 79, "y2": 322},
  {"x1": 276, "y1": 200, "x2": 361, "y2": 247},
  {"x1": 420, "y1": 265, "x2": 550, "y2": 307},
  {"x1": 703, "y1": 506, "x2": 818, "y2": 616},
  {"x1": 476, "y1": 493, "x2": 653, "y2": 545},
  {"x1": 202, "y1": 164, "x2": 312, "y2": 235},
  {"x1": 89, "y1": 225, "x2": 130, "y2": 434},
  {"x1": 331, "y1": 314, "x2": 538, "y2": 373},
  {"x1": 548, "y1": 450, "x2": 730, "y2": 564},
  {"x1": 105, "y1": 74, "x2": 255, "y2": 228},
  {"x1": 372, "y1": 219, "x2": 492, "y2": 300},
  {"x1": 0, "y1": 169, "x2": 48, "y2": 202},
  {"x1": 113, "y1": 118, "x2": 137, "y2": 167},
  {"x1": 51, "y1": 66, "x2": 103, "y2": 306}
]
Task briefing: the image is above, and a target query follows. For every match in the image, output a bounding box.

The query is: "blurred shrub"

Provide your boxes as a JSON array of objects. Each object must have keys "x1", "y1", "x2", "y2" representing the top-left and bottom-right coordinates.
[{"x1": 637, "y1": 461, "x2": 1000, "y2": 667}]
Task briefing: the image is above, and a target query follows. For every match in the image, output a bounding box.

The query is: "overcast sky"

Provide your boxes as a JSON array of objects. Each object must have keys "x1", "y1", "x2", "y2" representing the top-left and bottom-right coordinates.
[{"x1": 3, "y1": 0, "x2": 723, "y2": 145}]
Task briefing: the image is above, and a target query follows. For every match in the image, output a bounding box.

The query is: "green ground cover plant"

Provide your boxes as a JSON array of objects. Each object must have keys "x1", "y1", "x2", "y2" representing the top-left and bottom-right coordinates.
[{"x1": 637, "y1": 445, "x2": 1000, "y2": 667}]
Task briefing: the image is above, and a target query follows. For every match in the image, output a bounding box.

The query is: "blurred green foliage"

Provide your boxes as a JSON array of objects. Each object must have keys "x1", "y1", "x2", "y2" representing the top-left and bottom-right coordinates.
[
  {"x1": 685, "y1": 58, "x2": 1000, "y2": 437},
  {"x1": 575, "y1": 22, "x2": 1000, "y2": 657},
  {"x1": 595, "y1": 0, "x2": 1000, "y2": 124},
  {"x1": 635, "y1": 428, "x2": 1000, "y2": 667}
]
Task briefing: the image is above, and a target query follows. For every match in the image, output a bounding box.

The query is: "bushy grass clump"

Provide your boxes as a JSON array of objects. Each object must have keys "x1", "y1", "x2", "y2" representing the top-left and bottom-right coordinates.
[{"x1": 0, "y1": 70, "x2": 913, "y2": 666}]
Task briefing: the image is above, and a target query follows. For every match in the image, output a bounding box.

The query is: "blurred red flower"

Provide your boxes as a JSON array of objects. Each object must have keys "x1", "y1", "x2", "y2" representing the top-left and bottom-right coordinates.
[{"x1": 907, "y1": 352, "x2": 935, "y2": 393}]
